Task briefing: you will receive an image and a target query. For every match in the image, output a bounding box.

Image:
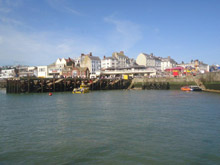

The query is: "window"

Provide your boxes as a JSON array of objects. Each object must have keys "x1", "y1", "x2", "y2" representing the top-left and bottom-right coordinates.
[
  {"x1": 73, "y1": 71, "x2": 77, "y2": 76},
  {"x1": 39, "y1": 68, "x2": 45, "y2": 72}
]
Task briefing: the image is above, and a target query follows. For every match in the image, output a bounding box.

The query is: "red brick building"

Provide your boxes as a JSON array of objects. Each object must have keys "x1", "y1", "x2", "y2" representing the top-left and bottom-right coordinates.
[{"x1": 72, "y1": 67, "x2": 89, "y2": 78}]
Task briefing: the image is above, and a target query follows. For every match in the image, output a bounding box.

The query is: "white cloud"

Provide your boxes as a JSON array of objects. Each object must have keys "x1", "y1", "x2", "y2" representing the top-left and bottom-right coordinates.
[
  {"x1": 0, "y1": 16, "x2": 23, "y2": 26},
  {"x1": 64, "y1": 7, "x2": 82, "y2": 16},
  {"x1": 104, "y1": 16, "x2": 142, "y2": 52},
  {"x1": 0, "y1": 25, "x2": 104, "y2": 66},
  {"x1": 0, "y1": 0, "x2": 22, "y2": 13},
  {"x1": 0, "y1": 7, "x2": 11, "y2": 13},
  {"x1": 0, "y1": 36, "x2": 3, "y2": 44},
  {"x1": 46, "y1": 0, "x2": 82, "y2": 16}
]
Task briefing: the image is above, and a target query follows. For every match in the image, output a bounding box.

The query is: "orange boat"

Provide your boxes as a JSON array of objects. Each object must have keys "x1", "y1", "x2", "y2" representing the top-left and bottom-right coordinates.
[
  {"x1": 181, "y1": 86, "x2": 202, "y2": 91},
  {"x1": 181, "y1": 86, "x2": 191, "y2": 91}
]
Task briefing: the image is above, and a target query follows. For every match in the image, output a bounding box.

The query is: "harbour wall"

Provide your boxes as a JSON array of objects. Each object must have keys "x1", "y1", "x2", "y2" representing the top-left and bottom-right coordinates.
[
  {"x1": 196, "y1": 72, "x2": 220, "y2": 90},
  {"x1": 133, "y1": 72, "x2": 220, "y2": 90},
  {"x1": 133, "y1": 76, "x2": 196, "y2": 90},
  {"x1": 6, "y1": 78, "x2": 131, "y2": 93},
  {"x1": 5, "y1": 72, "x2": 220, "y2": 93}
]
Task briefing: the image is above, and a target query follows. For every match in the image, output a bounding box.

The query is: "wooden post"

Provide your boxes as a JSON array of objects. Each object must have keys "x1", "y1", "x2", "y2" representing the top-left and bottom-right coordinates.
[
  {"x1": 28, "y1": 78, "x2": 30, "y2": 93},
  {"x1": 100, "y1": 80, "x2": 102, "y2": 90},
  {"x1": 14, "y1": 80, "x2": 16, "y2": 93},
  {"x1": 18, "y1": 80, "x2": 20, "y2": 93},
  {"x1": 7, "y1": 80, "x2": 10, "y2": 93},
  {"x1": 107, "y1": 79, "x2": 109, "y2": 90},
  {"x1": 16, "y1": 80, "x2": 18, "y2": 93},
  {"x1": 64, "y1": 78, "x2": 66, "y2": 91},
  {"x1": 41, "y1": 79, "x2": 44, "y2": 93},
  {"x1": 9, "y1": 80, "x2": 11, "y2": 93},
  {"x1": 8, "y1": 80, "x2": 11, "y2": 93},
  {"x1": 6, "y1": 80, "x2": 9, "y2": 93},
  {"x1": 53, "y1": 78, "x2": 55, "y2": 92}
]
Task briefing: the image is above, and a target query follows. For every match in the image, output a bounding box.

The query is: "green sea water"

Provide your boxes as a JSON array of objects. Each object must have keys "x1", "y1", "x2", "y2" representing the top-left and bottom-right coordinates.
[{"x1": 0, "y1": 89, "x2": 220, "y2": 164}]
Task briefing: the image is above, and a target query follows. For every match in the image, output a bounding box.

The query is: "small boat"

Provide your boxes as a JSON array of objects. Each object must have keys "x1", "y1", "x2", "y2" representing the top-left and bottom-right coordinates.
[
  {"x1": 72, "y1": 83, "x2": 90, "y2": 94},
  {"x1": 181, "y1": 85, "x2": 202, "y2": 91}
]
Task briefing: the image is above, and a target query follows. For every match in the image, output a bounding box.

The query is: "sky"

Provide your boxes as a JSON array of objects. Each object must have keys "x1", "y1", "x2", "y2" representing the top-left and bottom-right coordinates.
[{"x1": 0, "y1": 0, "x2": 220, "y2": 66}]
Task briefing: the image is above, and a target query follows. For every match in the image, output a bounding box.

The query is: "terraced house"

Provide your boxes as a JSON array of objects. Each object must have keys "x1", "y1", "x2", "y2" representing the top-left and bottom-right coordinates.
[
  {"x1": 80, "y1": 52, "x2": 101, "y2": 75},
  {"x1": 136, "y1": 53, "x2": 161, "y2": 70}
]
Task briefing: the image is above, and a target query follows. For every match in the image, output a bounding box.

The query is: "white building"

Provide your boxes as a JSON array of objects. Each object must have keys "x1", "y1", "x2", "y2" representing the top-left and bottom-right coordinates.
[
  {"x1": 161, "y1": 56, "x2": 177, "y2": 71},
  {"x1": 37, "y1": 66, "x2": 50, "y2": 78},
  {"x1": 136, "y1": 53, "x2": 161, "y2": 70},
  {"x1": 55, "y1": 58, "x2": 67, "y2": 67},
  {"x1": 73, "y1": 57, "x2": 81, "y2": 66},
  {"x1": 16, "y1": 66, "x2": 38, "y2": 77},
  {"x1": 101, "y1": 56, "x2": 118, "y2": 69},
  {"x1": 101, "y1": 65, "x2": 157, "y2": 77},
  {"x1": 0, "y1": 68, "x2": 16, "y2": 79},
  {"x1": 28, "y1": 67, "x2": 38, "y2": 77},
  {"x1": 112, "y1": 51, "x2": 129, "y2": 68},
  {"x1": 47, "y1": 57, "x2": 75, "y2": 78}
]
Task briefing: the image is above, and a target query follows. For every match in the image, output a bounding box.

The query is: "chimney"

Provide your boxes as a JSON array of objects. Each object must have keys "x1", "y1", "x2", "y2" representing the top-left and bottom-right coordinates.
[
  {"x1": 168, "y1": 56, "x2": 170, "y2": 60},
  {"x1": 120, "y1": 51, "x2": 124, "y2": 54},
  {"x1": 89, "y1": 52, "x2": 92, "y2": 56},
  {"x1": 104, "y1": 56, "x2": 106, "y2": 59},
  {"x1": 81, "y1": 53, "x2": 84, "y2": 57}
]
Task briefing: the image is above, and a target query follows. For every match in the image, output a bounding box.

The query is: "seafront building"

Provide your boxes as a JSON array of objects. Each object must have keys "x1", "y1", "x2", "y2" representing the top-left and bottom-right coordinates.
[
  {"x1": 136, "y1": 53, "x2": 161, "y2": 70},
  {"x1": 80, "y1": 52, "x2": 101, "y2": 77},
  {"x1": 0, "y1": 68, "x2": 17, "y2": 79},
  {"x1": 177, "y1": 60, "x2": 209, "y2": 74},
  {"x1": 101, "y1": 65, "x2": 157, "y2": 78},
  {"x1": 47, "y1": 57, "x2": 75, "y2": 78},
  {"x1": 37, "y1": 66, "x2": 49, "y2": 78},
  {"x1": 72, "y1": 66, "x2": 90, "y2": 78},
  {"x1": 112, "y1": 51, "x2": 131, "y2": 68},
  {"x1": 101, "y1": 56, "x2": 118, "y2": 69},
  {"x1": 16, "y1": 66, "x2": 38, "y2": 77},
  {"x1": 0, "y1": 51, "x2": 214, "y2": 79},
  {"x1": 160, "y1": 56, "x2": 177, "y2": 71}
]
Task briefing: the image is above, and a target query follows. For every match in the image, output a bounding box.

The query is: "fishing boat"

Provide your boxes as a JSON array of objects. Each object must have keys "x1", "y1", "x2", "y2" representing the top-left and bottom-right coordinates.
[
  {"x1": 181, "y1": 85, "x2": 202, "y2": 91},
  {"x1": 72, "y1": 83, "x2": 90, "y2": 94}
]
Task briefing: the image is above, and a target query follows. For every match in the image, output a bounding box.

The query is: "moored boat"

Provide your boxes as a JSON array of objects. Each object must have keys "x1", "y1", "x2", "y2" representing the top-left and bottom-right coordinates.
[
  {"x1": 181, "y1": 85, "x2": 202, "y2": 91},
  {"x1": 72, "y1": 82, "x2": 90, "y2": 94}
]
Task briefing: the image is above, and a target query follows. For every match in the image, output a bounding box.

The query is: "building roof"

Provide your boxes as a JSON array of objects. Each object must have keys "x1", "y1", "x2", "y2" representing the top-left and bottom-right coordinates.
[
  {"x1": 161, "y1": 57, "x2": 177, "y2": 64},
  {"x1": 88, "y1": 56, "x2": 101, "y2": 61},
  {"x1": 112, "y1": 51, "x2": 128, "y2": 58},
  {"x1": 141, "y1": 53, "x2": 161, "y2": 61},
  {"x1": 65, "y1": 57, "x2": 74, "y2": 62},
  {"x1": 102, "y1": 57, "x2": 117, "y2": 60},
  {"x1": 73, "y1": 66, "x2": 88, "y2": 72}
]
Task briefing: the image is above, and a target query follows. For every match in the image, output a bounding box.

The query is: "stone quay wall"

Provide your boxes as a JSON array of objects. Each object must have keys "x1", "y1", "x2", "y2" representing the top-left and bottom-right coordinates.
[{"x1": 133, "y1": 72, "x2": 220, "y2": 90}]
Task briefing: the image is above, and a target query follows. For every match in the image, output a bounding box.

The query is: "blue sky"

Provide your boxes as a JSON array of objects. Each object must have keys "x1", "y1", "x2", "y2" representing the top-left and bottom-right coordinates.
[{"x1": 0, "y1": 0, "x2": 220, "y2": 66}]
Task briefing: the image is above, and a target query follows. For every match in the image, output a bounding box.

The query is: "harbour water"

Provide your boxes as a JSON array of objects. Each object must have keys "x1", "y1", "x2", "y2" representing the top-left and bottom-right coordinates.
[{"x1": 0, "y1": 89, "x2": 220, "y2": 164}]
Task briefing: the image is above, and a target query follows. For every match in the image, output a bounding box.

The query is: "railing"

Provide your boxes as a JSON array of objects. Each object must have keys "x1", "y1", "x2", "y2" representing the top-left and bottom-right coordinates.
[{"x1": 101, "y1": 69, "x2": 156, "y2": 75}]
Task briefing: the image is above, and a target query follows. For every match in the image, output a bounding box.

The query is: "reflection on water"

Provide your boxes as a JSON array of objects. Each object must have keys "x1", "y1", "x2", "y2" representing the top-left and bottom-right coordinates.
[{"x1": 0, "y1": 90, "x2": 220, "y2": 164}]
